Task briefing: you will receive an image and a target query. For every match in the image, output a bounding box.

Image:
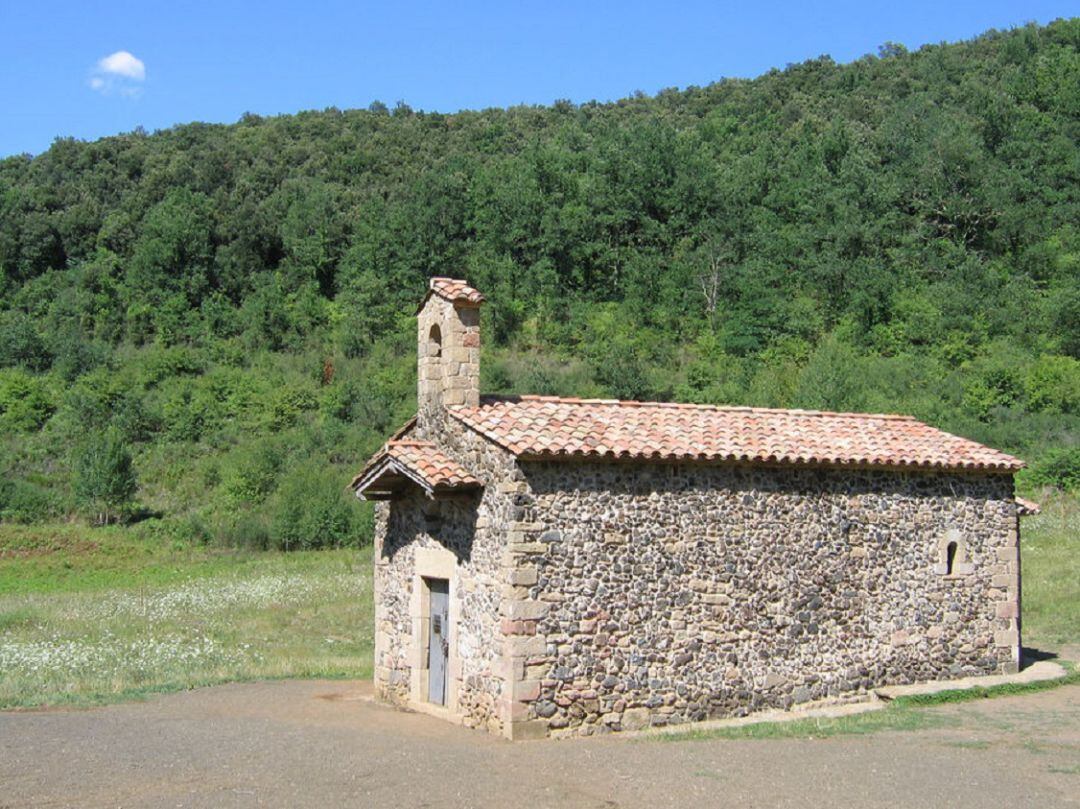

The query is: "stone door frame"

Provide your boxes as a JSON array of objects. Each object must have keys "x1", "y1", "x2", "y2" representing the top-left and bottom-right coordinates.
[{"x1": 409, "y1": 546, "x2": 462, "y2": 720}]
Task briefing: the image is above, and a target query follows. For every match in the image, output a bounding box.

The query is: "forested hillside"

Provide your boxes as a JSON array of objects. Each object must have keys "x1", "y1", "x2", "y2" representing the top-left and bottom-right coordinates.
[{"x1": 1, "y1": 20, "x2": 1078, "y2": 546}]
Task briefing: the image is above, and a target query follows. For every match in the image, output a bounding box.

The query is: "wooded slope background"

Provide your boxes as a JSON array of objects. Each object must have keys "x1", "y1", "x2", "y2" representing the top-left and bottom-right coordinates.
[{"x1": 0, "y1": 20, "x2": 1078, "y2": 546}]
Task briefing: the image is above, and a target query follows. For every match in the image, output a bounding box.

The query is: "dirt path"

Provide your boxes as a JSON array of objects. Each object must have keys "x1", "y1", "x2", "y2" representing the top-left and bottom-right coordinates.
[{"x1": 2, "y1": 680, "x2": 1077, "y2": 808}]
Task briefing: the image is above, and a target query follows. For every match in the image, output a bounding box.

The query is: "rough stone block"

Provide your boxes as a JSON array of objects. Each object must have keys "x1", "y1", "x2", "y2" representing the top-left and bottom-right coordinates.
[
  {"x1": 621, "y1": 707, "x2": 650, "y2": 731},
  {"x1": 508, "y1": 542, "x2": 547, "y2": 555},
  {"x1": 501, "y1": 618, "x2": 537, "y2": 636},
  {"x1": 515, "y1": 679, "x2": 542, "y2": 702},
  {"x1": 525, "y1": 663, "x2": 549, "y2": 680},
  {"x1": 700, "y1": 593, "x2": 732, "y2": 605},
  {"x1": 509, "y1": 521, "x2": 545, "y2": 533},
  {"x1": 506, "y1": 635, "x2": 548, "y2": 657},
  {"x1": 996, "y1": 546, "x2": 1019, "y2": 563},
  {"x1": 509, "y1": 566, "x2": 539, "y2": 586},
  {"x1": 502, "y1": 600, "x2": 550, "y2": 620},
  {"x1": 994, "y1": 629, "x2": 1019, "y2": 647},
  {"x1": 761, "y1": 672, "x2": 788, "y2": 689},
  {"x1": 995, "y1": 601, "x2": 1018, "y2": 619},
  {"x1": 501, "y1": 584, "x2": 531, "y2": 600}
]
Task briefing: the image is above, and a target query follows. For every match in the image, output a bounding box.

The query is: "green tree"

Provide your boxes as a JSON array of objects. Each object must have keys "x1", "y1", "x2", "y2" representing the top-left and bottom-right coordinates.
[{"x1": 72, "y1": 428, "x2": 138, "y2": 525}]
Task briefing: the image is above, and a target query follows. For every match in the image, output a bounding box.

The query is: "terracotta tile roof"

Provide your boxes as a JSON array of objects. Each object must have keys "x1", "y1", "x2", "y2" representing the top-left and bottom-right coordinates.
[
  {"x1": 350, "y1": 440, "x2": 481, "y2": 498},
  {"x1": 1015, "y1": 496, "x2": 1041, "y2": 515},
  {"x1": 448, "y1": 395, "x2": 1024, "y2": 472},
  {"x1": 429, "y1": 277, "x2": 485, "y2": 305}
]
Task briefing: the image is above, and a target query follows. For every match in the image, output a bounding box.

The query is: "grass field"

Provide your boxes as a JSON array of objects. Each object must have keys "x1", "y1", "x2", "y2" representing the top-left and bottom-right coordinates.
[
  {"x1": 0, "y1": 524, "x2": 373, "y2": 708},
  {"x1": 0, "y1": 490, "x2": 1075, "y2": 711}
]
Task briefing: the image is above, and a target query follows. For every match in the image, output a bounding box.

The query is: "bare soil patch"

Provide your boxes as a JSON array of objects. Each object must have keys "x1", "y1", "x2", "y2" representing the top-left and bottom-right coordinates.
[{"x1": 2, "y1": 679, "x2": 1077, "y2": 808}]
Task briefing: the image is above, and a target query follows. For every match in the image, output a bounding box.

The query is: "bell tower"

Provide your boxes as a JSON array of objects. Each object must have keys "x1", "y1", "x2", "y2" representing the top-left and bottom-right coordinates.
[{"x1": 416, "y1": 277, "x2": 483, "y2": 426}]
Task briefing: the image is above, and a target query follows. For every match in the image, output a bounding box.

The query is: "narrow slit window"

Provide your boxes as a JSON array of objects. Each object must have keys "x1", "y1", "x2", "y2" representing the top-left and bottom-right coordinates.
[{"x1": 945, "y1": 541, "x2": 958, "y2": 575}]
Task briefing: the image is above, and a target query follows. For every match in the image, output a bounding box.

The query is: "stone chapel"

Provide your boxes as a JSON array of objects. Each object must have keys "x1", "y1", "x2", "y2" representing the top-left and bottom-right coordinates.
[{"x1": 351, "y1": 277, "x2": 1025, "y2": 740}]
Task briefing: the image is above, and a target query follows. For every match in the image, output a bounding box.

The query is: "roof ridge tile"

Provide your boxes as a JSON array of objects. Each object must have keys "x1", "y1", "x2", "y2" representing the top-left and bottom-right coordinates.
[{"x1": 473, "y1": 394, "x2": 917, "y2": 421}]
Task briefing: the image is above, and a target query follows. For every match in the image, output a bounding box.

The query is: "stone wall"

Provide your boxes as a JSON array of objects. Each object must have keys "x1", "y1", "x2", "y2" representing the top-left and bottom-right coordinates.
[
  {"x1": 503, "y1": 461, "x2": 1019, "y2": 738},
  {"x1": 372, "y1": 406, "x2": 520, "y2": 734}
]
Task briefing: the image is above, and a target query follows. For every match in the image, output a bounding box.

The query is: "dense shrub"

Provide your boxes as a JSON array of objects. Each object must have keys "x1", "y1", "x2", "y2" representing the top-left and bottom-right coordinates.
[
  {"x1": 1027, "y1": 447, "x2": 1080, "y2": 492},
  {"x1": 0, "y1": 479, "x2": 62, "y2": 523},
  {"x1": 58, "y1": 369, "x2": 153, "y2": 441},
  {"x1": 0, "y1": 369, "x2": 54, "y2": 432},
  {"x1": 266, "y1": 384, "x2": 318, "y2": 431},
  {"x1": 213, "y1": 511, "x2": 272, "y2": 550},
  {"x1": 221, "y1": 440, "x2": 284, "y2": 504},
  {"x1": 0, "y1": 311, "x2": 50, "y2": 371},
  {"x1": 1024, "y1": 355, "x2": 1080, "y2": 415},
  {"x1": 269, "y1": 466, "x2": 360, "y2": 551}
]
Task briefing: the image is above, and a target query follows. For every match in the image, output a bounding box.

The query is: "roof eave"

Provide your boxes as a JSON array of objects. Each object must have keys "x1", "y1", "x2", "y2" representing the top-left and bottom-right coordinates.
[
  {"x1": 351, "y1": 452, "x2": 483, "y2": 501},
  {"x1": 511, "y1": 451, "x2": 1022, "y2": 474}
]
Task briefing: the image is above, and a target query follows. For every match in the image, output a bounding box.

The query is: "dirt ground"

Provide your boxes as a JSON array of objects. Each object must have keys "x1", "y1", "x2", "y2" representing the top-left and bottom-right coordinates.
[{"x1": 1, "y1": 680, "x2": 1078, "y2": 809}]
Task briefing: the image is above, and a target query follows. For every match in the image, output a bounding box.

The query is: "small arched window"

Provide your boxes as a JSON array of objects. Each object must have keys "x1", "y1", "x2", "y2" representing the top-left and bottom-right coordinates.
[
  {"x1": 936, "y1": 529, "x2": 971, "y2": 577},
  {"x1": 945, "y1": 541, "x2": 958, "y2": 576},
  {"x1": 429, "y1": 324, "x2": 442, "y2": 358}
]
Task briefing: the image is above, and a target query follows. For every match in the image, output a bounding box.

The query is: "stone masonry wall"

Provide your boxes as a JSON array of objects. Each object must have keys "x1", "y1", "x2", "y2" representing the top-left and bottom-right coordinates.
[
  {"x1": 373, "y1": 382, "x2": 522, "y2": 734},
  {"x1": 373, "y1": 302, "x2": 520, "y2": 730},
  {"x1": 503, "y1": 461, "x2": 1019, "y2": 738}
]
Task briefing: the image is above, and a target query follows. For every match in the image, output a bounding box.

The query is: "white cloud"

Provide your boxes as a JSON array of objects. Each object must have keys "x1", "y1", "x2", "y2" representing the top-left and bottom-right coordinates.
[
  {"x1": 98, "y1": 51, "x2": 145, "y2": 80},
  {"x1": 89, "y1": 51, "x2": 146, "y2": 97}
]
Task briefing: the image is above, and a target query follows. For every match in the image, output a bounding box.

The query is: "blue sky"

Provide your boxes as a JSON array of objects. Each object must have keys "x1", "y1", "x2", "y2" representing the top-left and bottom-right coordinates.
[{"x1": 1, "y1": 1, "x2": 1075, "y2": 157}]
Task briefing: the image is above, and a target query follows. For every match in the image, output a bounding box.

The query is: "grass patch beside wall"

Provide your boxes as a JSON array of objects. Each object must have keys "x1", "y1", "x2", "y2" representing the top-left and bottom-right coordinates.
[{"x1": 1019, "y1": 491, "x2": 1080, "y2": 650}]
